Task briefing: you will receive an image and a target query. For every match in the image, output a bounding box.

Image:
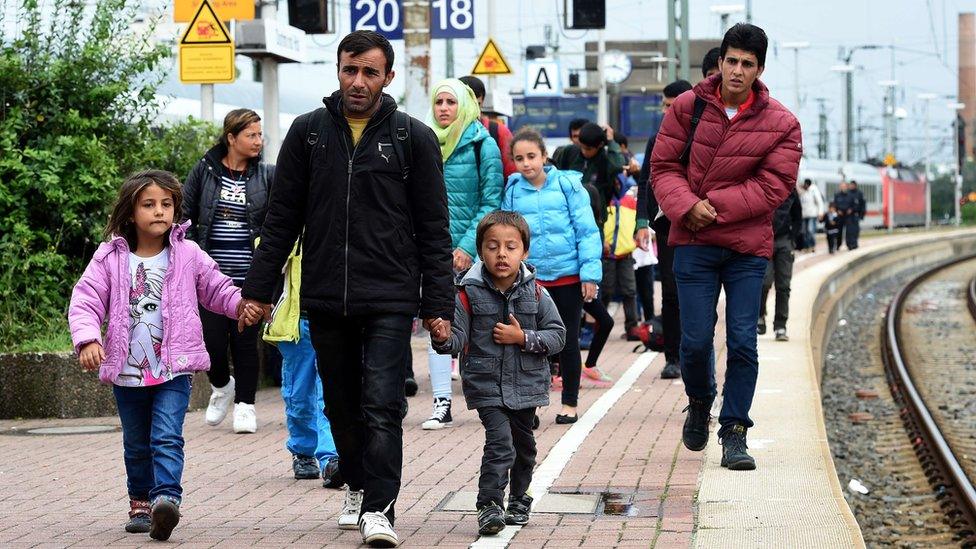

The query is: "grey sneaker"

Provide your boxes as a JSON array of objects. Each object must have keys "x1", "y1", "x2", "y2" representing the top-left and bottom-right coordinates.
[
  {"x1": 477, "y1": 502, "x2": 506, "y2": 535},
  {"x1": 321, "y1": 456, "x2": 344, "y2": 489},
  {"x1": 292, "y1": 454, "x2": 319, "y2": 480},
  {"x1": 775, "y1": 328, "x2": 789, "y2": 342},
  {"x1": 661, "y1": 361, "x2": 681, "y2": 379},
  {"x1": 505, "y1": 493, "x2": 533, "y2": 526},
  {"x1": 149, "y1": 496, "x2": 180, "y2": 541},
  {"x1": 720, "y1": 424, "x2": 757, "y2": 470}
]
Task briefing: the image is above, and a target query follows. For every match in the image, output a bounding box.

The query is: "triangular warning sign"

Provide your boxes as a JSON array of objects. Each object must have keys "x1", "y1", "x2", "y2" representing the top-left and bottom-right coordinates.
[
  {"x1": 472, "y1": 39, "x2": 512, "y2": 76},
  {"x1": 180, "y1": 0, "x2": 232, "y2": 44}
]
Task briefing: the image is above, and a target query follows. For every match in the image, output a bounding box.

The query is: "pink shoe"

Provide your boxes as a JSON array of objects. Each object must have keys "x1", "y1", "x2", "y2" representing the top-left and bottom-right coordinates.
[
  {"x1": 582, "y1": 366, "x2": 613, "y2": 384},
  {"x1": 550, "y1": 375, "x2": 563, "y2": 391}
]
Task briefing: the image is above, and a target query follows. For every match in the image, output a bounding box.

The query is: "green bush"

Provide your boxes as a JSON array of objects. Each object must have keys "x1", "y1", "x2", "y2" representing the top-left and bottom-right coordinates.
[{"x1": 0, "y1": 0, "x2": 217, "y2": 349}]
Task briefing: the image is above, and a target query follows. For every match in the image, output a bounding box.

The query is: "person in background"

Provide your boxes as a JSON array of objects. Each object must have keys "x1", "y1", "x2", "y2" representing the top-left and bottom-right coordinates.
[
  {"x1": 702, "y1": 47, "x2": 721, "y2": 78},
  {"x1": 798, "y1": 179, "x2": 825, "y2": 251},
  {"x1": 758, "y1": 190, "x2": 802, "y2": 341},
  {"x1": 551, "y1": 122, "x2": 627, "y2": 213},
  {"x1": 420, "y1": 78, "x2": 504, "y2": 431},
  {"x1": 459, "y1": 75, "x2": 517, "y2": 179},
  {"x1": 823, "y1": 202, "x2": 841, "y2": 253},
  {"x1": 614, "y1": 133, "x2": 642, "y2": 180},
  {"x1": 832, "y1": 180, "x2": 854, "y2": 250},
  {"x1": 182, "y1": 108, "x2": 273, "y2": 435},
  {"x1": 262, "y1": 238, "x2": 342, "y2": 488},
  {"x1": 636, "y1": 79, "x2": 693, "y2": 379},
  {"x1": 848, "y1": 180, "x2": 865, "y2": 249}
]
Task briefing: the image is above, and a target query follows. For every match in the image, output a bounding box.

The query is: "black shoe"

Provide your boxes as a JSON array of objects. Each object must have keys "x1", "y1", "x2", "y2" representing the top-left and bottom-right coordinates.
[
  {"x1": 405, "y1": 377, "x2": 418, "y2": 397},
  {"x1": 125, "y1": 499, "x2": 151, "y2": 533},
  {"x1": 532, "y1": 414, "x2": 540, "y2": 430},
  {"x1": 661, "y1": 361, "x2": 681, "y2": 379},
  {"x1": 774, "y1": 328, "x2": 789, "y2": 342},
  {"x1": 321, "y1": 456, "x2": 344, "y2": 489},
  {"x1": 477, "y1": 502, "x2": 506, "y2": 535},
  {"x1": 555, "y1": 414, "x2": 578, "y2": 424},
  {"x1": 682, "y1": 397, "x2": 712, "y2": 451},
  {"x1": 149, "y1": 497, "x2": 180, "y2": 541},
  {"x1": 505, "y1": 494, "x2": 532, "y2": 526},
  {"x1": 757, "y1": 318, "x2": 766, "y2": 335},
  {"x1": 292, "y1": 453, "x2": 320, "y2": 480},
  {"x1": 720, "y1": 424, "x2": 757, "y2": 470}
]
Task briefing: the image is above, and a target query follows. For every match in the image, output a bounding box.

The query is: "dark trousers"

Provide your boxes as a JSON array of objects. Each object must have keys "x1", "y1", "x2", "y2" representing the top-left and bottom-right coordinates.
[
  {"x1": 583, "y1": 298, "x2": 614, "y2": 368},
  {"x1": 673, "y1": 245, "x2": 767, "y2": 434},
  {"x1": 476, "y1": 406, "x2": 537, "y2": 509},
  {"x1": 760, "y1": 235, "x2": 795, "y2": 331},
  {"x1": 635, "y1": 265, "x2": 655, "y2": 321},
  {"x1": 546, "y1": 283, "x2": 583, "y2": 407},
  {"x1": 200, "y1": 307, "x2": 259, "y2": 404},
  {"x1": 826, "y1": 231, "x2": 840, "y2": 253},
  {"x1": 113, "y1": 376, "x2": 191, "y2": 503},
  {"x1": 601, "y1": 256, "x2": 639, "y2": 331},
  {"x1": 845, "y1": 215, "x2": 860, "y2": 250},
  {"x1": 653, "y1": 217, "x2": 681, "y2": 365},
  {"x1": 307, "y1": 312, "x2": 412, "y2": 525}
]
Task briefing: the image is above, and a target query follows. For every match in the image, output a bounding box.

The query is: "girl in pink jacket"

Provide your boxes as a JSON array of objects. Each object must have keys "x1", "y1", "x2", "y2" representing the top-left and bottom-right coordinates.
[{"x1": 68, "y1": 170, "x2": 261, "y2": 541}]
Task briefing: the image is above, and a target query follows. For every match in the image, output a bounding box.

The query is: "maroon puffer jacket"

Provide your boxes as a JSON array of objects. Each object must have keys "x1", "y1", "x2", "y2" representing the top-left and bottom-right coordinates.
[{"x1": 651, "y1": 75, "x2": 802, "y2": 259}]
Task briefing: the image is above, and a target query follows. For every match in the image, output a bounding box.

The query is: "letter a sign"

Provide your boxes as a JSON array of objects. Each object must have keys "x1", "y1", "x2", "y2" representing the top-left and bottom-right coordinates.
[
  {"x1": 472, "y1": 39, "x2": 512, "y2": 75},
  {"x1": 524, "y1": 60, "x2": 563, "y2": 97}
]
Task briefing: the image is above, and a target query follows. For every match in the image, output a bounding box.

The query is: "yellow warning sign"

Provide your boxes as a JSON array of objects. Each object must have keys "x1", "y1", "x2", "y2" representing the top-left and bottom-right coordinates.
[
  {"x1": 179, "y1": 0, "x2": 235, "y2": 83},
  {"x1": 180, "y1": 0, "x2": 232, "y2": 44},
  {"x1": 884, "y1": 153, "x2": 897, "y2": 166},
  {"x1": 174, "y1": 0, "x2": 253, "y2": 23},
  {"x1": 471, "y1": 39, "x2": 512, "y2": 76}
]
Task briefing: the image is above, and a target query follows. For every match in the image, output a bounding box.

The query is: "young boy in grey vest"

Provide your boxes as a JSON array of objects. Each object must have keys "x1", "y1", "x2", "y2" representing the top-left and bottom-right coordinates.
[{"x1": 429, "y1": 210, "x2": 566, "y2": 536}]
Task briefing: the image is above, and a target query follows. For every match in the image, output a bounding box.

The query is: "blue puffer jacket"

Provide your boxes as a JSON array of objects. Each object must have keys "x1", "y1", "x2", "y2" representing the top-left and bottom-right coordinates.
[
  {"x1": 500, "y1": 166, "x2": 602, "y2": 283},
  {"x1": 446, "y1": 121, "x2": 504, "y2": 258}
]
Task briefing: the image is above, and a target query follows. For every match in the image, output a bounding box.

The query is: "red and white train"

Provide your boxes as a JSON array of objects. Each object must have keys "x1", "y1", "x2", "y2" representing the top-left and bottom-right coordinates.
[{"x1": 798, "y1": 158, "x2": 927, "y2": 228}]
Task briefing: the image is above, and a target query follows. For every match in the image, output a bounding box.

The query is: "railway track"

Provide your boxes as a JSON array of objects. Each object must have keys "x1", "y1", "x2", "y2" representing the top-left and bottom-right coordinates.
[{"x1": 882, "y1": 254, "x2": 976, "y2": 546}]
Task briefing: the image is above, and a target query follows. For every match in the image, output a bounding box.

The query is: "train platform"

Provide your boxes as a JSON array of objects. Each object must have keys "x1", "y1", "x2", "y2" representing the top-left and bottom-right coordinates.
[{"x1": 7, "y1": 230, "x2": 969, "y2": 548}]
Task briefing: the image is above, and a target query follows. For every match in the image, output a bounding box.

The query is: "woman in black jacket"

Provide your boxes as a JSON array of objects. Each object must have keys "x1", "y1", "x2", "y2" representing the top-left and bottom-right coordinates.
[{"x1": 183, "y1": 109, "x2": 274, "y2": 434}]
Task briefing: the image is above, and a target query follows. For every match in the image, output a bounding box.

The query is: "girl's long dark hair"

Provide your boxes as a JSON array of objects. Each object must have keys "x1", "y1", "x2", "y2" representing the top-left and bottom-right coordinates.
[{"x1": 104, "y1": 170, "x2": 183, "y2": 250}]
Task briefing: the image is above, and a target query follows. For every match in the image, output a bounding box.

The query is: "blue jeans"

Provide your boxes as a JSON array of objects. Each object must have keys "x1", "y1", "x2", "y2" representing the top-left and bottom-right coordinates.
[
  {"x1": 673, "y1": 245, "x2": 768, "y2": 434},
  {"x1": 113, "y1": 375, "x2": 191, "y2": 503},
  {"x1": 803, "y1": 217, "x2": 818, "y2": 249},
  {"x1": 279, "y1": 318, "x2": 337, "y2": 466}
]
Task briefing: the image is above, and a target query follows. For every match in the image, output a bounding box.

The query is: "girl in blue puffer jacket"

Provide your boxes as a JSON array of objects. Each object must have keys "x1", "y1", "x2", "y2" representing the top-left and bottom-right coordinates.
[
  {"x1": 501, "y1": 128, "x2": 602, "y2": 424},
  {"x1": 420, "y1": 78, "x2": 504, "y2": 430}
]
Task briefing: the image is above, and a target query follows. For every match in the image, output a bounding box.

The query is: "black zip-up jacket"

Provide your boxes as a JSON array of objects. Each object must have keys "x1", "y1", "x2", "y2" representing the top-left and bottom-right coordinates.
[
  {"x1": 772, "y1": 190, "x2": 803, "y2": 244},
  {"x1": 182, "y1": 142, "x2": 274, "y2": 250},
  {"x1": 241, "y1": 92, "x2": 454, "y2": 320}
]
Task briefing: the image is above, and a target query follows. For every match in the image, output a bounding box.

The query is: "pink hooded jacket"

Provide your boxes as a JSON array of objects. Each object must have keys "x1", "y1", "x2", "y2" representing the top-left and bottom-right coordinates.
[
  {"x1": 69, "y1": 221, "x2": 242, "y2": 384},
  {"x1": 651, "y1": 75, "x2": 802, "y2": 258}
]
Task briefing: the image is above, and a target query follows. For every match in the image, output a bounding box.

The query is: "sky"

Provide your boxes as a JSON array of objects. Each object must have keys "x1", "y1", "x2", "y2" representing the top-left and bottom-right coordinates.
[{"x1": 3, "y1": 0, "x2": 971, "y2": 167}]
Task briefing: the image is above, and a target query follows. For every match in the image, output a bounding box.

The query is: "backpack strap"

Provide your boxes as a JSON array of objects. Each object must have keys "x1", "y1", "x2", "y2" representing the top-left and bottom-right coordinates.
[
  {"x1": 458, "y1": 287, "x2": 471, "y2": 315},
  {"x1": 389, "y1": 110, "x2": 412, "y2": 182},
  {"x1": 678, "y1": 96, "x2": 707, "y2": 168},
  {"x1": 473, "y1": 139, "x2": 483, "y2": 178},
  {"x1": 305, "y1": 107, "x2": 331, "y2": 174},
  {"x1": 488, "y1": 120, "x2": 500, "y2": 144}
]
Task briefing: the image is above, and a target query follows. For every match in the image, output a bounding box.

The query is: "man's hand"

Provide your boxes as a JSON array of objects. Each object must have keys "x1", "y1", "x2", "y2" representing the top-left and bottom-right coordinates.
[
  {"x1": 423, "y1": 317, "x2": 451, "y2": 339},
  {"x1": 493, "y1": 314, "x2": 525, "y2": 346},
  {"x1": 428, "y1": 317, "x2": 451, "y2": 344},
  {"x1": 635, "y1": 227, "x2": 650, "y2": 251},
  {"x1": 601, "y1": 124, "x2": 615, "y2": 142},
  {"x1": 684, "y1": 199, "x2": 717, "y2": 232},
  {"x1": 453, "y1": 248, "x2": 473, "y2": 272},
  {"x1": 582, "y1": 282, "x2": 598, "y2": 303},
  {"x1": 79, "y1": 341, "x2": 105, "y2": 372},
  {"x1": 237, "y1": 299, "x2": 272, "y2": 332}
]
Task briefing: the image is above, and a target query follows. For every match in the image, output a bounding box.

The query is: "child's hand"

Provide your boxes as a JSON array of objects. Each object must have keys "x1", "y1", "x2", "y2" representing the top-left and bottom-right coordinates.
[
  {"x1": 428, "y1": 318, "x2": 451, "y2": 344},
  {"x1": 237, "y1": 301, "x2": 263, "y2": 329},
  {"x1": 79, "y1": 342, "x2": 105, "y2": 372},
  {"x1": 493, "y1": 314, "x2": 525, "y2": 346},
  {"x1": 582, "y1": 282, "x2": 598, "y2": 303}
]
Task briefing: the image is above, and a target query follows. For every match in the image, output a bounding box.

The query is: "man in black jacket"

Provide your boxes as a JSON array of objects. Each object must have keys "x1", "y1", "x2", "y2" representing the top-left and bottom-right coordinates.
[
  {"x1": 759, "y1": 190, "x2": 803, "y2": 341},
  {"x1": 847, "y1": 180, "x2": 865, "y2": 249},
  {"x1": 239, "y1": 31, "x2": 453, "y2": 547},
  {"x1": 635, "y1": 79, "x2": 692, "y2": 379},
  {"x1": 833, "y1": 181, "x2": 855, "y2": 250}
]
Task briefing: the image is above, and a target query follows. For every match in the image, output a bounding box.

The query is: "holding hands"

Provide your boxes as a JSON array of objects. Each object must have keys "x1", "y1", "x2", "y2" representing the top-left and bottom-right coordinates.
[
  {"x1": 428, "y1": 317, "x2": 451, "y2": 344},
  {"x1": 237, "y1": 299, "x2": 272, "y2": 332},
  {"x1": 493, "y1": 314, "x2": 524, "y2": 346}
]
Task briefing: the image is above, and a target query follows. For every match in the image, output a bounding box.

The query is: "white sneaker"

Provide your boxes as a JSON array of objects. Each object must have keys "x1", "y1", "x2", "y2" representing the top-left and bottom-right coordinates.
[
  {"x1": 421, "y1": 397, "x2": 452, "y2": 430},
  {"x1": 205, "y1": 377, "x2": 235, "y2": 426},
  {"x1": 359, "y1": 511, "x2": 398, "y2": 547},
  {"x1": 232, "y1": 403, "x2": 257, "y2": 434},
  {"x1": 338, "y1": 489, "x2": 363, "y2": 530}
]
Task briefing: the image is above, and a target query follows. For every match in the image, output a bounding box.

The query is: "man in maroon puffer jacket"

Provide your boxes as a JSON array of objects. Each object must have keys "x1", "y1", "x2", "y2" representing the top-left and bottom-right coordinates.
[{"x1": 651, "y1": 23, "x2": 802, "y2": 471}]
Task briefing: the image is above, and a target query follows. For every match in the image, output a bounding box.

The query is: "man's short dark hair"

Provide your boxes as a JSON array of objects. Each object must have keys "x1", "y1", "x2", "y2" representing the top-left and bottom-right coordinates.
[
  {"x1": 702, "y1": 47, "x2": 721, "y2": 77},
  {"x1": 663, "y1": 79, "x2": 692, "y2": 98},
  {"x1": 568, "y1": 118, "x2": 589, "y2": 137},
  {"x1": 337, "y1": 30, "x2": 395, "y2": 74},
  {"x1": 803, "y1": 178, "x2": 812, "y2": 187},
  {"x1": 614, "y1": 133, "x2": 628, "y2": 148},
  {"x1": 850, "y1": 180, "x2": 858, "y2": 186},
  {"x1": 578, "y1": 123, "x2": 606, "y2": 147},
  {"x1": 720, "y1": 23, "x2": 768, "y2": 67},
  {"x1": 459, "y1": 75, "x2": 486, "y2": 99}
]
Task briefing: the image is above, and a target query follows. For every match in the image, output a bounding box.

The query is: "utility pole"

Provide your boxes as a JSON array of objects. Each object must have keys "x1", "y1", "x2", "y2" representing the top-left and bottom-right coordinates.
[
  {"x1": 445, "y1": 39, "x2": 454, "y2": 78},
  {"x1": 782, "y1": 42, "x2": 809, "y2": 114},
  {"x1": 831, "y1": 63, "x2": 854, "y2": 163},
  {"x1": 666, "y1": 0, "x2": 690, "y2": 82},
  {"x1": 856, "y1": 103, "x2": 864, "y2": 161},
  {"x1": 816, "y1": 98, "x2": 829, "y2": 159},
  {"x1": 919, "y1": 92, "x2": 936, "y2": 229},
  {"x1": 597, "y1": 30, "x2": 607, "y2": 126},
  {"x1": 403, "y1": 1, "x2": 431, "y2": 118},
  {"x1": 880, "y1": 80, "x2": 897, "y2": 232},
  {"x1": 259, "y1": 1, "x2": 280, "y2": 161},
  {"x1": 951, "y1": 101, "x2": 967, "y2": 226},
  {"x1": 485, "y1": 0, "x2": 496, "y2": 107},
  {"x1": 746, "y1": 0, "x2": 752, "y2": 22}
]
